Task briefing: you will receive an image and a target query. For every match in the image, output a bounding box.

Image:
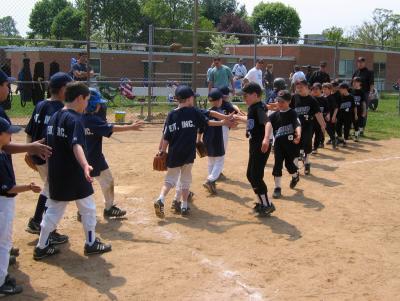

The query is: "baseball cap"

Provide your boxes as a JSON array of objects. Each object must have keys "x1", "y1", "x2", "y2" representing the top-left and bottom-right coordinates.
[
  {"x1": 295, "y1": 79, "x2": 308, "y2": 86},
  {"x1": 49, "y1": 72, "x2": 73, "y2": 90},
  {"x1": 276, "y1": 90, "x2": 292, "y2": 102},
  {"x1": 0, "y1": 70, "x2": 15, "y2": 84},
  {"x1": 320, "y1": 61, "x2": 327, "y2": 67},
  {"x1": 357, "y1": 57, "x2": 365, "y2": 62},
  {"x1": 87, "y1": 88, "x2": 108, "y2": 112},
  {"x1": 219, "y1": 86, "x2": 230, "y2": 96},
  {"x1": 0, "y1": 117, "x2": 21, "y2": 134},
  {"x1": 208, "y1": 88, "x2": 223, "y2": 101},
  {"x1": 338, "y1": 82, "x2": 350, "y2": 90},
  {"x1": 242, "y1": 82, "x2": 262, "y2": 95},
  {"x1": 175, "y1": 85, "x2": 199, "y2": 99},
  {"x1": 311, "y1": 83, "x2": 322, "y2": 90}
]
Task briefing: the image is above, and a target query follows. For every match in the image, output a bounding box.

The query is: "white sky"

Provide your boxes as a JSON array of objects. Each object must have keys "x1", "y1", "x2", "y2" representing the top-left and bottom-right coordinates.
[{"x1": 1, "y1": 0, "x2": 400, "y2": 37}]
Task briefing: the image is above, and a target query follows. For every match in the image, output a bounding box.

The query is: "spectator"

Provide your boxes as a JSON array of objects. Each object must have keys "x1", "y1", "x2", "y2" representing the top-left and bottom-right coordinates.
[
  {"x1": 243, "y1": 59, "x2": 264, "y2": 89},
  {"x1": 309, "y1": 61, "x2": 331, "y2": 85},
  {"x1": 70, "y1": 52, "x2": 94, "y2": 82},
  {"x1": 305, "y1": 65, "x2": 313, "y2": 82},
  {"x1": 208, "y1": 57, "x2": 235, "y2": 94},
  {"x1": 206, "y1": 62, "x2": 215, "y2": 86},
  {"x1": 232, "y1": 58, "x2": 247, "y2": 79},
  {"x1": 263, "y1": 64, "x2": 274, "y2": 98}
]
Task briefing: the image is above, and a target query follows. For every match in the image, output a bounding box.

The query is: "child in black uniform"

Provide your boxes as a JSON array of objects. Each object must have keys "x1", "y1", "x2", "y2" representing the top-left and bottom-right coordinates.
[
  {"x1": 235, "y1": 82, "x2": 275, "y2": 215},
  {"x1": 267, "y1": 91, "x2": 301, "y2": 199},
  {"x1": 336, "y1": 82, "x2": 357, "y2": 146},
  {"x1": 322, "y1": 83, "x2": 338, "y2": 149},
  {"x1": 351, "y1": 77, "x2": 367, "y2": 142},
  {"x1": 155, "y1": 86, "x2": 233, "y2": 217},
  {"x1": 311, "y1": 83, "x2": 329, "y2": 153}
]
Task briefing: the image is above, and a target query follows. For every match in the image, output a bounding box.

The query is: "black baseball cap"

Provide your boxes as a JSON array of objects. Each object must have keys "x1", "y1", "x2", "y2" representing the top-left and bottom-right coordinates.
[
  {"x1": 49, "y1": 72, "x2": 73, "y2": 90},
  {"x1": 339, "y1": 82, "x2": 350, "y2": 89},
  {"x1": 242, "y1": 82, "x2": 262, "y2": 95},
  {"x1": 208, "y1": 88, "x2": 223, "y2": 101},
  {"x1": 0, "y1": 117, "x2": 21, "y2": 134},
  {"x1": 276, "y1": 90, "x2": 292, "y2": 102},
  {"x1": 219, "y1": 86, "x2": 230, "y2": 96},
  {"x1": 295, "y1": 79, "x2": 308, "y2": 86},
  {"x1": 0, "y1": 70, "x2": 15, "y2": 84},
  {"x1": 175, "y1": 85, "x2": 199, "y2": 99},
  {"x1": 357, "y1": 57, "x2": 366, "y2": 62},
  {"x1": 320, "y1": 61, "x2": 327, "y2": 67}
]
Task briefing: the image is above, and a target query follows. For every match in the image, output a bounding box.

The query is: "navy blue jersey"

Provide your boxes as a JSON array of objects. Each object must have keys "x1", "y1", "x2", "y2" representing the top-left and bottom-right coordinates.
[
  {"x1": 83, "y1": 113, "x2": 113, "y2": 177},
  {"x1": 203, "y1": 107, "x2": 225, "y2": 157},
  {"x1": 0, "y1": 152, "x2": 16, "y2": 197},
  {"x1": 221, "y1": 100, "x2": 235, "y2": 115},
  {"x1": 71, "y1": 63, "x2": 88, "y2": 81},
  {"x1": 0, "y1": 107, "x2": 10, "y2": 123},
  {"x1": 269, "y1": 109, "x2": 300, "y2": 143},
  {"x1": 351, "y1": 89, "x2": 366, "y2": 107},
  {"x1": 163, "y1": 107, "x2": 209, "y2": 168},
  {"x1": 47, "y1": 109, "x2": 93, "y2": 201},
  {"x1": 25, "y1": 100, "x2": 64, "y2": 165},
  {"x1": 246, "y1": 101, "x2": 268, "y2": 144},
  {"x1": 338, "y1": 95, "x2": 355, "y2": 115},
  {"x1": 290, "y1": 94, "x2": 320, "y2": 127}
]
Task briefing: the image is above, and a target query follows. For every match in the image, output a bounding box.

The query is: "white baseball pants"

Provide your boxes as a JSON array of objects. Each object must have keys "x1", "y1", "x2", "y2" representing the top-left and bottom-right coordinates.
[{"x1": 0, "y1": 196, "x2": 15, "y2": 286}]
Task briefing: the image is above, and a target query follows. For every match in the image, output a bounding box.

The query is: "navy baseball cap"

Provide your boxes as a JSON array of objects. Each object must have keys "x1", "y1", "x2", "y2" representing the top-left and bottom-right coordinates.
[
  {"x1": 87, "y1": 88, "x2": 108, "y2": 112},
  {"x1": 175, "y1": 85, "x2": 199, "y2": 99},
  {"x1": 49, "y1": 72, "x2": 73, "y2": 90},
  {"x1": 208, "y1": 88, "x2": 223, "y2": 101},
  {"x1": 275, "y1": 90, "x2": 292, "y2": 102},
  {"x1": 219, "y1": 86, "x2": 230, "y2": 96},
  {"x1": 0, "y1": 117, "x2": 21, "y2": 134},
  {"x1": 339, "y1": 82, "x2": 350, "y2": 90},
  {"x1": 0, "y1": 70, "x2": 15, "y2": 84}
]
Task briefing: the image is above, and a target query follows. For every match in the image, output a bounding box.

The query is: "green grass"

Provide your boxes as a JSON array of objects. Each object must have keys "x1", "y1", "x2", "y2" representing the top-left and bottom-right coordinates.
[{"x1": 6, "y1": 93, "x2": 400, "y2": 140}]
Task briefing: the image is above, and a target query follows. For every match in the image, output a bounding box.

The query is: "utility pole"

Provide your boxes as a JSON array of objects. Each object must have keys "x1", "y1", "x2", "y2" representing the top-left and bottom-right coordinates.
[
  {"x1": 86, "y1": 0, "x2": 91, "y2": 86},
  {"x1": 192, "y1": 0, "x2": 199, "y2": 105}
]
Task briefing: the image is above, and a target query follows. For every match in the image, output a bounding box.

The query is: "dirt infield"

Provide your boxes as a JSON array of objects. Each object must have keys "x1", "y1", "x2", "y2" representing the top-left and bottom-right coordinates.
[{"x1": 8, "y1": 124, "x2": 400, "y2": 301}]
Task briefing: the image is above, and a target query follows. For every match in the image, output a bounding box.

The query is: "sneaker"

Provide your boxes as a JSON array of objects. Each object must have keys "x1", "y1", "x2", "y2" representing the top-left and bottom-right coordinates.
[
  {"x1": 171, "y1": 199, "x2": 181, "y2": 213},
  {"x1": 84, "y1": 238, "x2": 112, "y2": 256},
  {"x1": 0, "y1": 278, "x2": 23, "y2": 296},
  {"x1": 203, "y1": 180, "x2": 217, "y2": 195},
  {"x1": 10, "y1": 247, "x2": 19, "y2": 257},
  {"x1": 290, "y1": 173, "x2": 300, "y2": 189},
  {"x1": 154, "y1": 199, "x2": 165, "y2": 218},
  {"x1": 304, "y1": 164, "x2": 311, "y2": 175},
  {"x1": 217, "y1": 173, "x2": 227, "y2": 181},
  {"x1": 103, "y1": 205, "x2": 127, "y2": 218},
  {"x1": 33, "y1": 245, "x2": 59, "y2": 261},
  {"x1": 49, "y1": 231, "x2": 69, "y2": 246},
  {"x1": 187, "y1": 191, "x2": 194, "y2": 202},
  {"x1": 272, "y1": 187, "x2": 282, "y2": 199},
  {"x1": 253, "y1": 202, "x2": 262, "y2": 213},
  {"x1": 181, "y1": 207, "x2": 190, "y2": 216},
  {"x1": 258, "y1": 203, "x2": 276, "y2": 216},
  {"x1": 26, "y1": 218, "x2": 41, "y2": 234},
  {"x1": 9, "y1": 255, "x2": 16, "y2": 266}
]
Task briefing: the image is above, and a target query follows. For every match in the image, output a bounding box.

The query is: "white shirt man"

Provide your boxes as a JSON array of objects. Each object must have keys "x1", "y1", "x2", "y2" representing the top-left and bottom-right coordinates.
[{"x1": 244, "y1": 59, "x2": 264, "y2": 88}]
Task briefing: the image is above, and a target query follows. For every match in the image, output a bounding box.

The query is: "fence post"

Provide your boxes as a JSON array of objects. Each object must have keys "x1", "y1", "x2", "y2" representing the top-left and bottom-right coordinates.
[
  {"x1": 333, "y1": 40, "x2": 338, "y2": 79},
  {"x1": 192, "y1": 0, "x2": 199, "y2": 106},
  {"x1": 86, "y1": 0, "x2": 91, "y2": 86},
  {"x1": 146, "y1": 24, "x2": 154, "y2": 121}
]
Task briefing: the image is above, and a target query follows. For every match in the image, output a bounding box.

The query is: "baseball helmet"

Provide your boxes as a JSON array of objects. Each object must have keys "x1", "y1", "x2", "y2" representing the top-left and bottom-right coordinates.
[{"x1": 273, "y1": 78, "x2": 287, "y2": 90}]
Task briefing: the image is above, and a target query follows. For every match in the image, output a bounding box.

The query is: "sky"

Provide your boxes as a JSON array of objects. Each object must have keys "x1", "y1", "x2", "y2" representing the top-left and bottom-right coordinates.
[{"x1": 1, "y1": 0, "x2": 400, "y2": 37}]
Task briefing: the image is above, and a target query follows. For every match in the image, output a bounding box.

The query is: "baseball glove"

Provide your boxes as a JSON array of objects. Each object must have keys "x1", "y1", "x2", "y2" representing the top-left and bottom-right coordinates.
[
  {"x1": 196, "y1": 141, "x2": 207, "y2": 158},
  {"x1": 24, "y1": 154, "x2": 38, "y2": 172},
  {"x1": 153, "y1": 151, "x2": 168, "y2": 171}
]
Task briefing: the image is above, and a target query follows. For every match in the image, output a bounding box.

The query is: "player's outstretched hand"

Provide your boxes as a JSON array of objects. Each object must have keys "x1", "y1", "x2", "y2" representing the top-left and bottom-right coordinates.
[
  {"x1": 261, "y1": 138, "x2": 270, "y2": 153},
  {"x1": 84, "y1": 164, "x2": 94, "y2": 183},
  {"x1": 294, "y1": 136, "x2": 301, "y2": 144},
  {"x1": 29, "y1": 139, "x2": 52, "y2": 160},
  {"x1": 131, "y1": 120, "x2": 144, "y2": 131},
  {"x1": 29, "y1": 183, "x2": 41, "y2": 193}
]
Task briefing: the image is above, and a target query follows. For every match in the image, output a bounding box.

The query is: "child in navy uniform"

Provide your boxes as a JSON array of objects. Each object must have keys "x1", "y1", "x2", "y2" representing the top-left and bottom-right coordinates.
[
  {"x1": 34, "y1": 82, "x2": 112, "y2": 260},
  {"x1": 155, "y1": 86, "x2": 233, "y2": 217},
  {"x1": 234, "y1": 82, "x2": 275, "y2": 215},
  {"x1": 351, "y1": 77, "x2": 367, "y2": 142},
  {"x1": 310, "y1": 83, "x2": 329, "y2": 153},
  {"x1": 266, "y1": 91, "x2": 301, "y2": 199},
  {"x1": 0, "y1": 118, "x2": 41, "y2": 296},
  {"x1": 198, "y1": 88, "x2": 226, "y2": 194},
  {"x1": 291, "y1": 79, "x2": 326, "y2": 175},
  {"x1": 336, "y1": 82, "x2": 357, "y2": 147},
  {"x1": 82, "y1": 88, "x2": 143, "y2": 219},
  {"x1": 322, "y1": 83, "x2": 338, "y2": 149},
  {"x1": 25, "y1": 72, "x2": 72, "y2": 246}
]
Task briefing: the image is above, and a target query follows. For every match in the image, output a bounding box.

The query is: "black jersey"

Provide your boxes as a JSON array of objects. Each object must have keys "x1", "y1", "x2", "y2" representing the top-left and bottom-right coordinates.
[{"x1": 246, "y1": 101, "x2": 268, "y2": 145}]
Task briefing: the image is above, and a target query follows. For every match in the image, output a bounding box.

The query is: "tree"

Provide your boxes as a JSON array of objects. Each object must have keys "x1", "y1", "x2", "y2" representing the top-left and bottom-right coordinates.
[
  {"x1": 206, "y1": 34, "x2": 239, "y2": 55},
  {"x1": 29, "y1": 0, "x2": 71, "y2": 38},
  {"x1": 217, "y1": 14, "x2": 254, "y2": 44},
  {"x1": 251, "y1": 2, "x2": 301, "y2": 44},
  {"x1": 200, "y1": 0, "x2": 241, "y2": 25},
  {"x1": 0, "y1": 16, "x2": 19, "y2": 37},
  {"x1": 51, "y1": 7, "x2": 85, "y2": 41}
]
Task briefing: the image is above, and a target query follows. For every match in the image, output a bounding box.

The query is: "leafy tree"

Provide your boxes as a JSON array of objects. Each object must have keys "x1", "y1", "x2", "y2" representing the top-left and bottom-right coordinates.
[
  {"x1": 217, "y1": 14, "x2": 254, "y2": 44},
  {"x1": 51, "y1": 7, "x2": 85, "y2": 40},
  {"x1": 29, "y1": 0, "x2": 71, "y2": 38},
  {"x1": 0, "y1": 16, "x2": 19, "y2": 37},
  {"x1": 251, "y1": 2, "x2": 300, "y2": 44},
  {"x1": 200, "y1": 0, "x2": 242, "y2": 25},
  {"x1": 206, "y1": 34, "x2": 239, "y2": 55}
]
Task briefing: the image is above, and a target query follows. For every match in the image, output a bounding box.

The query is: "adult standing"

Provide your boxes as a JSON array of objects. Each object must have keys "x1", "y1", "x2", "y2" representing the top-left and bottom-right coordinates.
[
  {"x1": 263, "y1": 64, "x2": 274, "y2": 99},
  {"x1": 208, "y1": 57, "x2": 235, "y2": 95},
  {"x1": 305, "y1": 65, "x2": 313, "y2": 83},
  {"x1": 243, "y1": 59, "x2": 264, "y2": 89},
  {"x1": 352, "y1": 57, "x2": 374, "y2": 133},
  {"x1": 232, "y1": 58, "x2": 247, "y2": 80},
  {"x1": 309, "y1": 61, "x2": 331, "y2": 85},
  {"x1": 71, "y1": 52, "x2": 93, "y2": 82}
]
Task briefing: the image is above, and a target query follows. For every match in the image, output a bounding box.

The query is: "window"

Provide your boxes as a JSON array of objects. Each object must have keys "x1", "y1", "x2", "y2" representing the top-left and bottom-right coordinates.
[
  {"x1": 373, "y1": 62, "x2": 386, "y2": 91},
  {"x1": 180, "y1": 63, "x2": 192, "y2": 84},
  {"x1": 338, "y1": 60, "x2": 354, "y2": 78},
  {"x1": 89, "y1": 59, "x2": 101, "y2": 75}
]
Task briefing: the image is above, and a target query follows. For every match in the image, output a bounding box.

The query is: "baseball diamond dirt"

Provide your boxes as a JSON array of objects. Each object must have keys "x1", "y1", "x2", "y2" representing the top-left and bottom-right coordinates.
[{"x1": 7, "y1": 124, "x2": 400, "y2": 301}]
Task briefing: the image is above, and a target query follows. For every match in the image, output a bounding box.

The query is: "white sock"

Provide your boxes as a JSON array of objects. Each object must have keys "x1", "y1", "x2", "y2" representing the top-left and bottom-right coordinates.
[
  {"x1": 37, "y1": 227, "x2": 52, "y2": 249},
  {"x1": 274, "y1": 177, "x2": 282, "y2": 188},
  {"x1": 304, "y1": 155, "x2": 310, "y2": 164},
  {"x1": 158, "y1": 195, "x2": 165, "y2": 203},
  {"x1": 181, "y1": 200, "x2": 188, "y2": 209},
  {"x1": 290, "y1": 172, "x2": 298, "y2": 178},
  {"x1": 259, "y1": 194, "x2": 271, "y2": 206},
  {"x1": 294, "y1": 158, "x2": 299, "y2": 168}
]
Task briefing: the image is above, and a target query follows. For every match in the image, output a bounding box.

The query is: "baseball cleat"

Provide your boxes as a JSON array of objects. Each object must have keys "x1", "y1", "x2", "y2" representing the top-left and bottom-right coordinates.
[
  {"x1": 8, "y1": 256, "x2": 16, "y2": 266},
  {"x1": 304, "y1": 164, "x2": 311, "y2": 175},
  {"x1": 258, "y1": 203, "x2": 276, "y2": 216},
  {"x1": 272, "y1": 187, "x2": 282, "y2": 199},
  {"x1": 0, "y1": 277, "x2": 23, "y2": 296},
  {"x1": 290, "y1": 173, "x2": 300, "y2": 189},
  {"x1": 49, "y1": 231, "x2": 69, "y2": 246},
  {"x1": 33, "y1": 245, "x2": 59, "y2": 261},
  {"x1": 84, "y1": 238, "x2": 112, "y2": 256},
  {"x1": 253, "y1": 202, "x2": 262, "y2": 213},
  {"x1": 10, "y1": 247, "x2": 19, "y2": 257},
  {"x1": 180, "y1": 207, "x2": 190, "y2": 217},
  {"x1": 171, "y1": 199, "x2": 181, "y2": 213},
  {"x1": 103, "y1": 205, "x2": 127, "y2": 218},
  {"x1": 154, "y1": 199, "x2": 165, "y2": 218},
  {"x1": 26, "y1": 218, "x2": 41, "y2": 234},
  {"x1": 203, "y1": 180, "x2": 217, "y2": 195}
]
